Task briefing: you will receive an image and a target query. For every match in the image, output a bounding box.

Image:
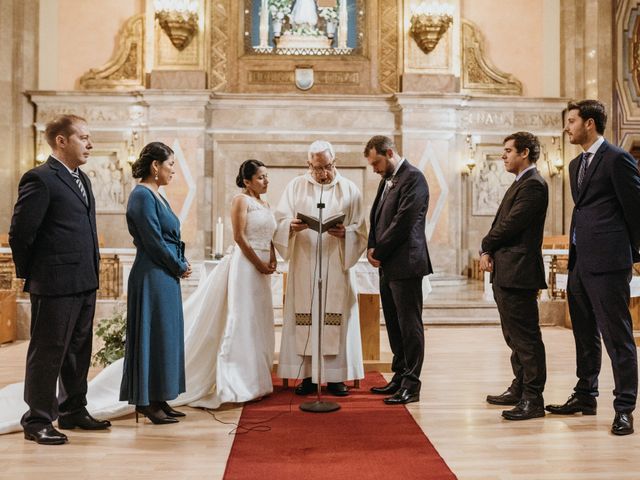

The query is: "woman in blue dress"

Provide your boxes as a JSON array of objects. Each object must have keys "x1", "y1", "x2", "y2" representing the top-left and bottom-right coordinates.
[{"x1": 119, "y1": 142, "x2": 192, "y2": 424}]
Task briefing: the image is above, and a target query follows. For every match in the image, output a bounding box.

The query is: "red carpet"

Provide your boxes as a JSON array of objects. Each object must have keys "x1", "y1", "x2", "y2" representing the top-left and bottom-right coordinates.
[{"x1": 223, "y1": 372, "x2": 457, "y2": 480}]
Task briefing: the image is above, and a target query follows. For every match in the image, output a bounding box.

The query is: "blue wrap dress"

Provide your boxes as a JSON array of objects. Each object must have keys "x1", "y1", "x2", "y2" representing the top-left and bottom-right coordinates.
[{"x1": 119, "y1": 185, "x2": 188, "y2": 405}]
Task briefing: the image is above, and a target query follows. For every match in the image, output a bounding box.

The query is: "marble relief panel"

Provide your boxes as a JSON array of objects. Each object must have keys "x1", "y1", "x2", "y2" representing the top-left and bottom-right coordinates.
[
  {"x1": 82, "y1": 149, "x2": 130, "y2": 214},
  {"x1": 471, "y1": 153, "x2": 511, "y2": 216}
]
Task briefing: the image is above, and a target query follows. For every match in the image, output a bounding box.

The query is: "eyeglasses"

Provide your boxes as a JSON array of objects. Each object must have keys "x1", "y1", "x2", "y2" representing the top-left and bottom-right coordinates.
[{"x1": 309, "y1": 162, "x2": 335, "y2": 174}]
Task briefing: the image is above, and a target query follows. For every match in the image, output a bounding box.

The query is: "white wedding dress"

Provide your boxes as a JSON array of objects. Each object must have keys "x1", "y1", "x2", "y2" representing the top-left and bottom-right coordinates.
[{"x1": 0, "y1": 194, "x2": 276, "y2": 434}]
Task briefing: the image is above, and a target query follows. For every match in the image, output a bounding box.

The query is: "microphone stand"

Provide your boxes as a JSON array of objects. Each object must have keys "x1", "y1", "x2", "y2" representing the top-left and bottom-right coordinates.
[{"x1": 300, "y1": 183, "x2": 340, "y2": 413}]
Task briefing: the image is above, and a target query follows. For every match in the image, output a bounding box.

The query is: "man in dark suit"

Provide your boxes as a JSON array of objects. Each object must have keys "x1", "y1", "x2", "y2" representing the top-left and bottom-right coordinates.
[
  {"x1": 364, "y1": 135, "x2": 432, "y2": 405},
  {"x1": 545, "y1": 100, "x2": 640, "y2": 435},
  {"x1": 480, "y1": 132, "x2": 548, "y2": 421},
  {"x1": 9, "y1": 114, "x2": 111, "y2": 445}
]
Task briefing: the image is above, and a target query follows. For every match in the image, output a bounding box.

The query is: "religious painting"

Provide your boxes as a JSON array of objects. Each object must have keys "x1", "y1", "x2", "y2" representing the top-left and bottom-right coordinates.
[
  {"x1": 244, "y1": 0, "x2": 363, "y2": 55},
  {"x1": 471, "y1": 154, "x2": 512, "y2": 216}
]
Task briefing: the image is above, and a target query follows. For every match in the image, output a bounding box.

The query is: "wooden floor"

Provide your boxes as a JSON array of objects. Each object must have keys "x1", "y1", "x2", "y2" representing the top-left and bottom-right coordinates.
[{"x1": 1, "y1": 326, "x2": 639, "y2": 479}]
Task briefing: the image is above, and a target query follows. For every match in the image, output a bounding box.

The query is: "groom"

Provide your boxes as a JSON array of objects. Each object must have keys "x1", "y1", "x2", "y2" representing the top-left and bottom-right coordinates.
[
  {"x1": 365, "y1": 135, "x2": 432, "y2": 405},
  {"x1": 9, "y1": 114, "x2": 111, "y2": 445}
]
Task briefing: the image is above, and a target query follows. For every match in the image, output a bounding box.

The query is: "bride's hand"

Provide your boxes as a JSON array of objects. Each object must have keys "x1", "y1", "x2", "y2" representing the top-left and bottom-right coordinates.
[{"x1": 256, "y1": 261, "x2": 276, "y2": 275}]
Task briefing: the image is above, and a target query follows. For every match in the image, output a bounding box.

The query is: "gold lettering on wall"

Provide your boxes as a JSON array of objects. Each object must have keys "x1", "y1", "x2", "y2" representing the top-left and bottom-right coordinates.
[{"x1": 248, "y1": 70, "x2": 360, "y2": 85}]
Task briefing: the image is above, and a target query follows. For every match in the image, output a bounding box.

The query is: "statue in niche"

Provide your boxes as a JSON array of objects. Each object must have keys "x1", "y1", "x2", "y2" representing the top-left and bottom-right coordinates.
[
  {"x1": 254, "y1": 0, "x2": 351, "y2": 53},
  {"x1": 291, "y1": 0, "x2": 318, "y2": 27}
]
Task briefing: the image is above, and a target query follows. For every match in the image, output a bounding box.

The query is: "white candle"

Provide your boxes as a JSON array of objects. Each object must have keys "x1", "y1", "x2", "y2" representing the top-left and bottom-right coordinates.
[{"x1": 215, "y1": 217, "x2": 224, "y2": 256}]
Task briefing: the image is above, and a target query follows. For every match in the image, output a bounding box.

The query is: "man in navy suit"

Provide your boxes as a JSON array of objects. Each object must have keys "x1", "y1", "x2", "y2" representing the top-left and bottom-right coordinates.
[
  {"x1": 545, "y1": 100, "x2": 640, "y2": 435},
  {"x1": 365, "y1": 135, "x2": 432, "y2": 405},
  {"x1": 10, "y1": 114, "x2": 111, "y2": 445}
]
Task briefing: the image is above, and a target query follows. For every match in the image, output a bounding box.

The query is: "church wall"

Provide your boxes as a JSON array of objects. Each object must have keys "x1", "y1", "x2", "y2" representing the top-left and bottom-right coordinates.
[
  {"x1": 461, "y1": 0, "x2": 547, "y2": 97},
  {"x1": 46, "y1": 0, "x2": 144, "y2": 90}
]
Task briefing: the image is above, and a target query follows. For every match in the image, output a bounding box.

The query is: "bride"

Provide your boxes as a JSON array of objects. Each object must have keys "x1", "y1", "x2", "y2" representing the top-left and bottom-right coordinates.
[{"x1": 0, "y1": 159, "x2": 277, "y2": 434}]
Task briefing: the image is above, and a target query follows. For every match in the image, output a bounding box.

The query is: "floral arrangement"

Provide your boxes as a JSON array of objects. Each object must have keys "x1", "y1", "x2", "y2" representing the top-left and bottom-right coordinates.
[
  {"x1": 318, "y1": 6, "x2": 339, "y2": 23},
  {"x1": 92, "y1": 307, "x2": 127, "y2": 367},
  {"x1": 268, "y1": 0, "x2": 292, "y2": 19}
]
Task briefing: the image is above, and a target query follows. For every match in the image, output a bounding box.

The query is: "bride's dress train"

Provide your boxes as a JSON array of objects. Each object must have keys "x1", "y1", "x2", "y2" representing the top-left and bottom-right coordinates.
[{"x1": 0, "y1": 195, "x2": 276, "y2": 434}]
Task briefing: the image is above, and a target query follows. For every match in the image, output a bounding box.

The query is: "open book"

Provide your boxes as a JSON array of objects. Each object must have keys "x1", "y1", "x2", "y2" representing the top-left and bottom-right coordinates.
[{"x1": 296, "y1": 212, "x2": 345, "y2": 233}]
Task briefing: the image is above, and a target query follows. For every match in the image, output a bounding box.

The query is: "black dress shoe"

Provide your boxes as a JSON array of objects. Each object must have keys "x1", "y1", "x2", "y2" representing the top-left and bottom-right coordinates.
[
  {"x1": 24, "y1": 425, "x2": 68, "y2": 445},
  {"x1": 502, "y1": 399, "x2": 545, "y2": 421},
  {"x1": 370, "y1": 381, "x2": 400, "y2": 395},
  {"x1": 545, "y1": 393, "x2": 597, "y2": 415},
  {"x1": 612, "y1": 412, "x2": 634, "y2": 436},
  {"x1": 383, "y1": 388, "x2": 419, "y2": 405},
  {"x1": 58, "y1": 409, "x2": 111, "y2": 430},
  {"x1": 294, "y1": 377, "x2": 317, "y2": 396},
  {"x1": 160, "y1": 401, "x2": 186, "y2": 418},
  {"x1": 486, "y1": 388, "x2": 521, "y2": 406},
  {"x1": 327, "y1": 382, "x2": 349, "y2": 397}
]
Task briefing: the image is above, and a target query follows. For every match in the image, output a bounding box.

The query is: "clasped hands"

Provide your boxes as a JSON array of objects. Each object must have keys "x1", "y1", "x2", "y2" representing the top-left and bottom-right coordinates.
[
  {"x1": 257, "y1": 259, "x2": 277, "y2": 275},
  {"x1": 181, "y1": 263, "x2": 193, "y2": 279},
  {"x1": 479, "y1": 253, "x2": 493, "y2": 273}
]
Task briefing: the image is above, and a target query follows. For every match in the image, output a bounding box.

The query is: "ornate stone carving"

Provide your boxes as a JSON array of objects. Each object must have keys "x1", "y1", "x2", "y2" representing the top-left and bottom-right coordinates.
[
  {"x1": 210, "y1": 1, "x2": 230, "y2": 91},
  {"x1": 36, "y1": 105, "x2": 145, "y2": 125},
  {"x1": 379, "y1": 0, "x2": 399, "y2": 93},
  {"x1": 79, "y1": 14, "x2": 145, "y2": 90},
  {"x1": 461, "y1": 20, "x2": 522, "y2": 96}
]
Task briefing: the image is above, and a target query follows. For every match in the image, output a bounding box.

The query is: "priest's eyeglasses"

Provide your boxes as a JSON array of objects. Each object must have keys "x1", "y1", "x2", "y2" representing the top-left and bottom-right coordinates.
[{"x1": 309, "y1": 162, "x2": 335, "y2": 173}]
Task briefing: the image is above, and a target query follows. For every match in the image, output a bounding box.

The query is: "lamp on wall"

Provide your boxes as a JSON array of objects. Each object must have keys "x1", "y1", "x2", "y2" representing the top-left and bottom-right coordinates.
[
  {"x1": 35, "y1": 130, "x2": 47, "y2": 165},
  {"x1": 544, "y1": 136, "x2": 563, "y2": 177},
  {"x1": 410, "y1": 1, "x2": 454, "y2": 55},
  {"x1": 462, "y1": 134, "x2": 476, "y2": 175},
  {"x1": 127, "y1": 130, "x2": 139, "y2": 165},
  {"x1": 154, "y1": 0, "x2": 199, "y2": 51}
]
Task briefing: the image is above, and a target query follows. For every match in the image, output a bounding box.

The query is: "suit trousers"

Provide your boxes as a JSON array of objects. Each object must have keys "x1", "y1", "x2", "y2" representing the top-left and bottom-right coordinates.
[
  {"x1": 379, "y1": 273, "x2": 424, "y2": 392},
  {"x1": 492, "y1": 285, "x2": 546, "y2": 401},
  {"x1": 567, "y1": 258, "x2": 637, "y2": 413},
  {"x1": 21, "y1": 291, "x2": 97, "y2": 432}
]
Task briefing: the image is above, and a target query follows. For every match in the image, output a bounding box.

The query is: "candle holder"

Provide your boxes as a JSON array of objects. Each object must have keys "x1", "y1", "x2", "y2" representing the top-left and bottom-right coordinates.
[{"x1": 214, "y1": 253, "x2": 223, "y2": 260}]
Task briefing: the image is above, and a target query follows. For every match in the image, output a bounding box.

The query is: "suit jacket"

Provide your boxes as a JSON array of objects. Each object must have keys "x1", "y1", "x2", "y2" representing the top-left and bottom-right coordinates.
[
  {"x1": 568, "y1": 140, "x2": 640, "y2": 272},
  {"x1": 368, "y1": 159, "x2": 432, "y2": 281},
  {"x1": 9, "y1": 156, "x2": 100, "y2": 296},
  {"x1": 481, "y1": 168, "x2": 548, "y2": 290}
]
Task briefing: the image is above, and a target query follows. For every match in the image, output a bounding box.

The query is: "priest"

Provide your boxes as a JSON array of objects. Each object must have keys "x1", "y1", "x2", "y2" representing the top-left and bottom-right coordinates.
[{"x1": 274, "y1": 140, "x2": 367, "y2": 396}]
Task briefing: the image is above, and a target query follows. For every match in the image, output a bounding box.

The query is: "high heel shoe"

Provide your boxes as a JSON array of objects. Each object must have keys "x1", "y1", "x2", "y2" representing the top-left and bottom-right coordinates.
[
  {"x1": 159, "y1": 401, "x2": 186, "y2": 418},
  {"x1": 135, "y1": 404, "x2": 179, "y2": 425}
]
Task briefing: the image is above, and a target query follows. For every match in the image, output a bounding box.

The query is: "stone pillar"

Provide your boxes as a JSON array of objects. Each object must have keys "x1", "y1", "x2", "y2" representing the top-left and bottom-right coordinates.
[{"x1": 0, "y1": 0, "x2": 38, "y2": 233}]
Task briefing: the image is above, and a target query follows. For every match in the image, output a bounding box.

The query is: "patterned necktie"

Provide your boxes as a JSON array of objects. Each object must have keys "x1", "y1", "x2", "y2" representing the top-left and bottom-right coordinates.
[
  {"x1": 70, "y1": 170, "x2": 88, "y2": 205},
  {"x1": 577, "y1": 152, "x2": 591, "y2": 190}
]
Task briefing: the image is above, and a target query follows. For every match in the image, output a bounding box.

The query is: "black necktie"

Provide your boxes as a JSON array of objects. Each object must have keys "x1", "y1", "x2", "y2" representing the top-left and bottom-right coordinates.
[
  {"x1": 70, "y1": 170, "x2": 88, "y2": 205},
  {"x1": 577, "y1": 152, "x2": 591, "y2": 190}
]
